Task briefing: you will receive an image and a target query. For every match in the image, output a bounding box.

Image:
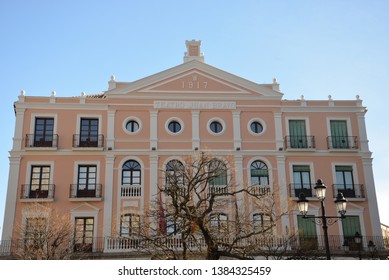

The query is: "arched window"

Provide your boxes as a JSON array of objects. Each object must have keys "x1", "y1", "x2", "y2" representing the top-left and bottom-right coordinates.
[
  {"x1": 165, "y1": 160, "x2": 185, "y2": 186},
  {"x1": 122, "y1": 160, "x2": 141, "y2": 185},
  {"x1": 250, "y1": 160, "x2": 269, "y2": 185},
  {"x1": 208, "y1": 160, "x2": 227, "y2": 186}
]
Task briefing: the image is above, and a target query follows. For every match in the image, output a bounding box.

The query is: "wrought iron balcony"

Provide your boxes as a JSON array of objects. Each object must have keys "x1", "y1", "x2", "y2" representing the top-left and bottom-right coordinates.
[
  {"x1": 72, "y1": 134, "x2": 104, "y2": 148},
  {"x1": 20, "y1": 184, "x2": 55, "y2": 199},
  {"x1": 284, "y1": 135, "x2": 316, "y2": 149},
  {"x1": 69, "y1": 184, "x2": 102, "y2": 199},
  {"x1": 207, "y1": 185, "x2": 230, "y2": 197},
  {"x1": 327, "y1": 136, "x2": 358, "y2": 149},
  {"x1": 332, "y1": 184, "x2": 365, "y2": 198},
  {"x1": 289, "y1": 183, "x2": 315, "y2": 198},
  {"x1": 25, "y1": 134, "x2": 58, "y2": 148}
]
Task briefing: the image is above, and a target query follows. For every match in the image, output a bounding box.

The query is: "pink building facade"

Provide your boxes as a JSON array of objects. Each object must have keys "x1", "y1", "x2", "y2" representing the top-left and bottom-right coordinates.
[{"x1": 1, "y1": 40, "x2": 383, "y2": 257}]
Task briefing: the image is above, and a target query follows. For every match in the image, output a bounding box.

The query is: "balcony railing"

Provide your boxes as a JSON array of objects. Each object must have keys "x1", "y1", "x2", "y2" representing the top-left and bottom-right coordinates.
[
  {"x1": 25, "y1": 134, "x2": 58, "y2": 148},
  {"x1": 207, "y1": 185, "x2": 230, "y2": 197},
  {"x1": 20, "y1": 184, "x2": 55, "y2": 199},
  {"x1": 121, "y1": 185, "x2": 142, "y2": 197},
  {"x1": 332, "y1": 184, "x2": 365, "y2": 198},
  {"x1": 69, "y1": 184, "x2": 102, "y2": 199},
  {"x1": 248, "y1": 185, "x2": 271, "y2": 196},
  {"x1": 72, "y1": 134, "x2": 104, "y2": 148},
  {"x1": 327, "y1": 136, "x2": 358, "y2": 149},
  {"x1": 284, "y1": 136, "x2": 315, "y2": 149},
  {"x1": 1, "y1": 235, "x2": 388, "y2": 258},
  {"x1": 289, "y1": 183, "x2": 315, "y2": 198}
]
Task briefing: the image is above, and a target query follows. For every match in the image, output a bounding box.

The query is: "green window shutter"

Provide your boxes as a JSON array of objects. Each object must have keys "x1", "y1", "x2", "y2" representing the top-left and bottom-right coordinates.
[
  {"x1": 330, "y1": 120, "x2": 349, "y2": 148},
  {"x1": 342, "y1": 216, "x2": 361, "y2": 237},
  {"x1": 297, "y1": 215, "x2": 317, "y2": 238},
  {"x1": 335, "y1": 166, "x2": 353, "y2": 172},
  {"x1": 293, "y1": 165, "x2": 310, "y2": 172},
  {"x1": 289, "y1": 120, "x2": 307, "y2": 148}
]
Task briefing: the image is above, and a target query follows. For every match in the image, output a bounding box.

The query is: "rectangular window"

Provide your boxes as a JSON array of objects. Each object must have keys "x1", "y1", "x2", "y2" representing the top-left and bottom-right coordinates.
[
  {"x1": 120, "y1": 214, "x2": 140, "y2": 237},
  {"x1": 24, "y1": 217, "x2": 47, "y2": 252},
  {"x1": 330, "y1": 120, "x2": 349, "y2": 148},
  {"x1": 79, "y1": 118, "x2": 99, "y2": 147},
  {"x1": 292, "y1": 165, "x2": 312, "y2": 197},
  {"x1": 253, "y1": 213, "x2": 272, "y2": 233},
  {"x1": 335, "y1": 166, "x2": 355, "y2": 197},
  {"x1": 77, "y1": 165, "x2": 97, "y2": 197},
  {"x1": 34, "y1": 118, "x2": 54, "y2": 147},
  {"x1": 210, "y1": 213, "x2": 228, "y2": 234},
  {"x1": 29, "y1": 166, "x2": 51, "y2": 198},
  {"x1": 74, "y1": 217, "x2": 94, "y2": 252},
  {"x1": 289, "y1": 120, "x2": 307, "y2": 148}
]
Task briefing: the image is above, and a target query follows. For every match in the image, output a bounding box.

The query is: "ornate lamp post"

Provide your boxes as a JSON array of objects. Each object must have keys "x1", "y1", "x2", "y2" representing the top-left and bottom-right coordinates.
[{"x1": 297, "y1": 179, "x2": 348, "y2": 260}]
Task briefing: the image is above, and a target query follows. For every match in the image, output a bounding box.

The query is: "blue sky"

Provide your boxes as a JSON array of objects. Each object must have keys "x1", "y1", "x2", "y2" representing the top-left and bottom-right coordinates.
[{"x1": 0, "y1": 0, "x2": 388, "y2": 236}]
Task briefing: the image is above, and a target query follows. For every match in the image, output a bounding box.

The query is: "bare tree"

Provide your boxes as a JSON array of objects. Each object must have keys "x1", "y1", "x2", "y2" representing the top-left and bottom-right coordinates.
[
  {"x1": 139, "y1": 152, "x2": 287, "y2": 260},
  {"x1": 15, "y1": 203, "x2": 75, "y2": 260}
]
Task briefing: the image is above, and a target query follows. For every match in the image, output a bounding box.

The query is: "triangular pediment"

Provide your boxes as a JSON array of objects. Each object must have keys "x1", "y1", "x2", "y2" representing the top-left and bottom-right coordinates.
[
  {"x1": 140, "y1": 70, "x2": 250, "y2": 94},
  {"x1": 106, "y1": 60, "x2": 283, "y2": 99},
  {"x1": 70, "y1": 203, "x2": 100, "y2": 213}
]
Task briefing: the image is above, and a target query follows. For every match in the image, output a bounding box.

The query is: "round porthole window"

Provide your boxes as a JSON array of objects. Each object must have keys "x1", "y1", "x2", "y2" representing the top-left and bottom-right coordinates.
[
  {"x1": 207, "y1": 118, "x2": 225, "y2": 135},
  {"x1": 250, "y1": 121, "x2": 263, "y2": 134},
  {"x1": 126, "y1": 120, "x2": 139, "y2": 133},
  {"x1": 165, "y1": 118, "x2": 184, "y2": 135},
  {"x1": 123, "y1": 117, "x2": 142, "y2": 135},
  {"x1": 248, "y1": 118, "x2": 266, "y2": 136}
]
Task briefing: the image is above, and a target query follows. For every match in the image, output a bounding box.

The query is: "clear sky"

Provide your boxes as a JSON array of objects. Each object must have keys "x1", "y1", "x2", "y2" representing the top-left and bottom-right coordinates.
[{"x1": 0, "y1": 0, "x2": 388, "y2": 236}]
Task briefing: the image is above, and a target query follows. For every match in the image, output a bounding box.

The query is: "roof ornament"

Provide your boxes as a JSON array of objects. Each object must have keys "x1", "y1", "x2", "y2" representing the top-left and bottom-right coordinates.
[
  {"x1": 300, "y1": 95, "x2": 305, "y2": 100},
  {"x1": 328, "y1": 95, "x2": 333, "y2": 100},
  {"x1": 110, "y1": 75, "x2": 116, "y2": 81},
  {"x1": 51, "y1": 91, "x2": 56, "y2": 97},
  {"x1": 356, "y1": 95, "x2": 360, "y2": 100},
  {"x1": 81, "y1": 91, "x2": 86, "y2": 97},
  {"x1": 20, "y1": 89, "x2": 25, "y2": 96}
]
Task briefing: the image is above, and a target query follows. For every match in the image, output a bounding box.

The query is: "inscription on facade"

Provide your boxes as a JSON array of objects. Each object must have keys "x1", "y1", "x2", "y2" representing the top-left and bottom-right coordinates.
[
  {"x1": 154, "y1": 101, "x2": 236, "y2": 109},
  {"x1": 181, "y1": 75, "x2": 208, "y2": 89}
]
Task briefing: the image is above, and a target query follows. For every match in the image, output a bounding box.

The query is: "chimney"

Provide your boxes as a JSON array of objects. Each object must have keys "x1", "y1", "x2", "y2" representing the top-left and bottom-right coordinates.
[{"x1": 184, "y1": 40, "x2": 204, "y2": 63}]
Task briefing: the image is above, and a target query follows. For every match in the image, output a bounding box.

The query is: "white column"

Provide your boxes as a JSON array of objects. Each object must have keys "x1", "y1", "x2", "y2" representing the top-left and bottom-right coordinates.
[
  {"x1": 362, "y1": 157, "x2": 382, "y2": 237},
  {"x1": 276, "y1": 155, "x2": 290, "y2": 234},
  {"x1": 103, "y1": 155, "x2": 115, "y2": 237},
  {"x1": 13, "y1": 107, "x2": 25, "y2": 151},
  {"x1": 107, "y1": 110, "x2": 116, "y2": 150},
  {"x1": 149, "y1": 155, "x2": 159, "y2": 231},
  {"x1": 274, "y1": 112, "x2": 284, "y2": 150},
  {"x1": 1, "y1": 156, "x2": 22, "y2": 240},
  {"x1": 234, "y1": 154, "x2": 244, "y2": 205},
  {"x1": 232, "y1": 111, "x2": 241, "y2": 150},
  {"x1": 357, "y1": 112, "x2": 369, "y2": 152},
  {"x1": 192, "y1": 110, "x2": 200, "y2": 150},
  {"x1": 150, "y1": 110, "x2": 158, "y2": 150}
]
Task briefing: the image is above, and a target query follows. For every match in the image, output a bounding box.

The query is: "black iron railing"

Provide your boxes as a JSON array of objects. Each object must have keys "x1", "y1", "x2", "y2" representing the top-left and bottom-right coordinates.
[
  {"x1": 285, "y1": 136, "x2": 315, "y2": 149},
  {"x1": 25, "y1": 134, "x2": 58, "y2": 148},
  {"x1": 69, "y1": 184, "x2": 103, "y2": 198},
  {"x1": 20, "y1": 184, "x2": 55, "y2": 199},
  {"x1": 72, "y1": 134, "x2": 104, "y2": 148},
  {"x1": 332, "y1": 184, "x2": 365, "y2": 198},
  {"x1": 327, "y1": 136, "x2": 358, "y2": 149}
]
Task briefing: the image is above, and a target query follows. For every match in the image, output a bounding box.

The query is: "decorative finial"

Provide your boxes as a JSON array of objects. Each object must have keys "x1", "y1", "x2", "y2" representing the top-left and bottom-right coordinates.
[
  {"x1": 20, "y1": 89, "x2": 25, "y2": 96},
  {"x1": 51, "y1": 91, "x2": 56, "y2": 97},
  {"x1": 273, "y1": 78, "x2": 277, "y2": 84},
  {"x1": 300, "y1": 95, "x2": 305, "y2": 100},
  {"x1": 110, "y1": 75, "x2": 116, "y2": 81},
  {"x1": 356, "y1": 95, "x2": 360, "y2": 100},
  {"x1": 328, "y1": 95, "x2": 332, "y2": 100},
  {"x1": 81, "y1": 91, "x2": 86, "y2": 97}
]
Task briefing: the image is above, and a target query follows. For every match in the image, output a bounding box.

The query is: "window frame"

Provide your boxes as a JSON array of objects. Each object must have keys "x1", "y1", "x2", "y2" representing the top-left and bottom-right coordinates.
[{"x1": 122, "y1": 160, "x2": 142, "y2": 185}]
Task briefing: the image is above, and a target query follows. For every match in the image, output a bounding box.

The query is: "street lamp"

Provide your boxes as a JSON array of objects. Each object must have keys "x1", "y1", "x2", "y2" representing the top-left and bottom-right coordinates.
[{"x1": 297, "y1": 179, "x2": 348, "y2": 260}]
